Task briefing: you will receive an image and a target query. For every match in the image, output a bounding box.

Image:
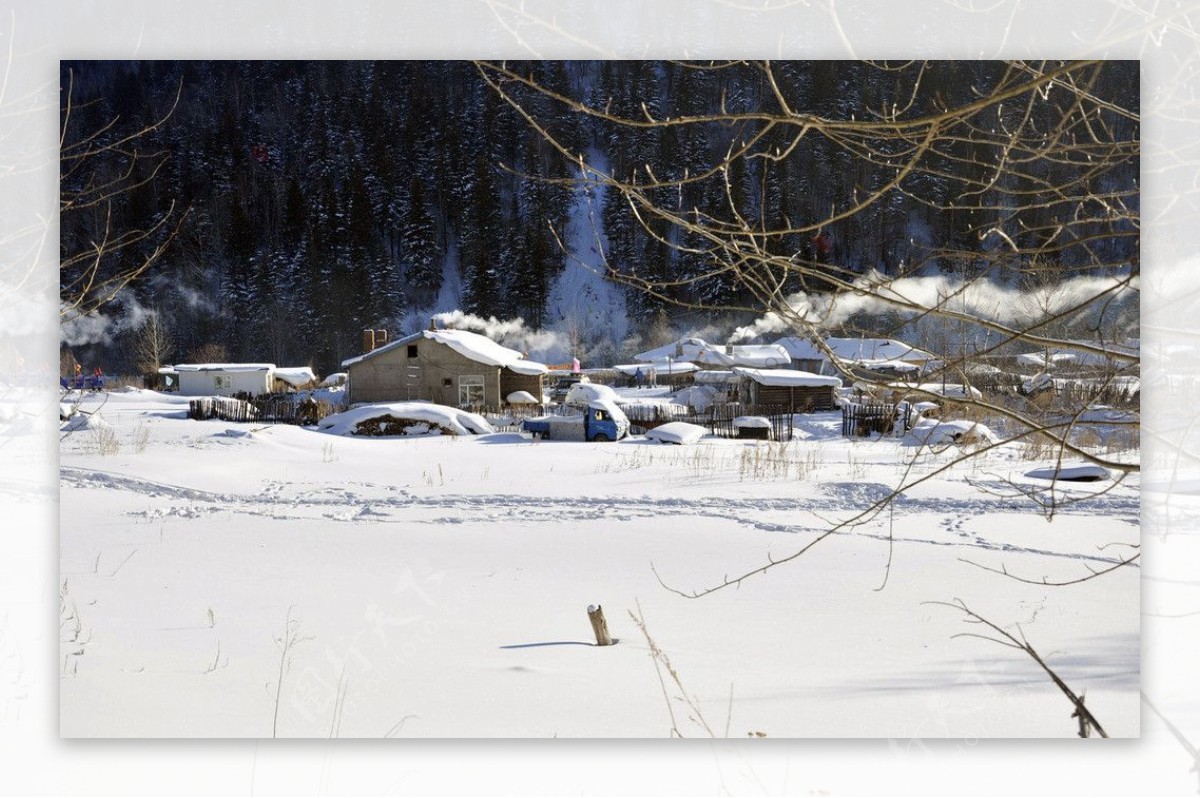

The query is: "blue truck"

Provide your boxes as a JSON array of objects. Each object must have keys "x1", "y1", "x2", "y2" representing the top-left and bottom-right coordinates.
[{"x1": 522, "y1": 399, "x2": 630, "y2": 442}]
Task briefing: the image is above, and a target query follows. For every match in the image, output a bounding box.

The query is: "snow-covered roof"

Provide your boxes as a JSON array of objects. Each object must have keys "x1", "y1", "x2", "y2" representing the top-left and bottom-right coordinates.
[
  {"x1": 341, "y1": 328, "x2": 548, "y2": 374},
  {"x1": 774, "y1": 336, "x2": 939, "y2": 365},
  {"x1": 505, "y1": 360, "x2": 550, "y2": 376},
  {"x1": 733, "y1": 367, "x2": 843, "y2": 388},
  {"x1": 634, "y1": 337, "x2": 710, "y2": 362},
  {"x1": 173, "y1": 363, "x2": 275, "y2": 373},
  {"x1": 273, "y1": 367, "x2": 317, "y2": 387},
  {"x1": 614, "y1": 360, "x2": 700, "y2": 376},
  {"x1": 590, "y1": 397, "x2": 629, "y2": 426},
  {"x1": 1017, "y1": 341, "x2": 1139, "y2": 369},
  {"x1": 1016, "y1": 351, "x2": 1076, "y2": 368},
  {"x1": 612, "y1": 361, "x2": 700, "y2": 375},
  {"x1": 634, "y1": 338, "x2": 789, "y2": 368},
  {"x1": 693, "y1": 370, "x2": 741, "y2": 385},
  {"x1": 694, "y1": 344, "x2": 790, "y2": 369}
]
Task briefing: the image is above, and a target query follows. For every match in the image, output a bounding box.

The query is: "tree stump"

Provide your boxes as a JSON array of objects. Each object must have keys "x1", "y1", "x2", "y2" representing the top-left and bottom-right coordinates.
[{"x1": 587, "y1": 604, "x2": 613, "y2": 646}]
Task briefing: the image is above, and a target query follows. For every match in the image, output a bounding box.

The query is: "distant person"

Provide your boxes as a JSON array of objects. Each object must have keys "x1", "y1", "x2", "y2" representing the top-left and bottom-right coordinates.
[
  {"x1": 634, "y1": 367, "x2": 644, "y2": 389},
  {"x1": 648, "y1": 367, "x2": 657, "y2": 388}
]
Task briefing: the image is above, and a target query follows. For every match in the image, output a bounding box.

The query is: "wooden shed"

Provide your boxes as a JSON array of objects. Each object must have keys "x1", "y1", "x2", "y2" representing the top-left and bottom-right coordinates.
[
  {"x1": 342, "y1": 327, "x2": 548, "y2": 408},
  {"x1": 733, "y1": 367, "x2": 842, "y2": 412}
]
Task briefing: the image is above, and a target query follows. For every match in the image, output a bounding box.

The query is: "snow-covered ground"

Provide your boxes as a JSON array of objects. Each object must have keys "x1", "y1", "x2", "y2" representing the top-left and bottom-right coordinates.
[{"x1": 58, "y1": 389, "x2": 1139, "y2": 738}]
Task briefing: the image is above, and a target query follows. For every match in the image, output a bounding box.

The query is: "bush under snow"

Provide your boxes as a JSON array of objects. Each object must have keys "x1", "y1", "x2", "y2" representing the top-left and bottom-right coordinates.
[
  {"x1": 319, "y1": 403, "x2": 495, "y2": 437},
  {"x1": 904, "y1": 419, "x2": 997, "y2": 446}
]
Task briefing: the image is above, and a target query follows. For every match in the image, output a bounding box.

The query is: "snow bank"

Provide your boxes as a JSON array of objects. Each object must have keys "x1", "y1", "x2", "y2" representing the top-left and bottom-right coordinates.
[
  {"x1": 321, "y1": 372, "x2": 347, "y2": 387},
  {"x1": 319, "y1": 403, "x2": 495, "y2": 437},
  {"x1": 904, "y1": 419, "x2": 997, "y2": 446},
  {"x1": 734, "y1": 416, "x2": 772, "y2": 429},
  {"x1": 60, "y1": 411, "x2": 110, "y2": 434},
  {"x1": 644, "y1": 421, "x2": 708, "y2": 445},
  {"x1": 673, "y1": 385, "x2": 721, "y2": 413},
  {"x1": 1026, "y1": 463, "x2": 1112, "y2": 482}
]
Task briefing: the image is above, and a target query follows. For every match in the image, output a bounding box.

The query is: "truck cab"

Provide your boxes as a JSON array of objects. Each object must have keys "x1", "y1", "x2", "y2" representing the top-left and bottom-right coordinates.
[
  {"x1": 583, "y1": 399, "x2": 629, "y2": 442},
  {"x1": 522, "y1": 399, "x2": 629, "y2": 442}
]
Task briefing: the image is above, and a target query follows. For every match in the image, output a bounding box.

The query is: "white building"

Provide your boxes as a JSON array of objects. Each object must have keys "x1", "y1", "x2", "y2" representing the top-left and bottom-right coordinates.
[{"x1": 174, "y1": 363, "x2": 276, "y2": 397}]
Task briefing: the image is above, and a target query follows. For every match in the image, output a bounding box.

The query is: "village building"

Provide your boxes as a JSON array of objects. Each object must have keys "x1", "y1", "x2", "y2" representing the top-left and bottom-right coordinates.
[
  {"x1": 634, "y1": 337, "x2": 791, "y2": 370},
  {"x1": 341, "y1": 327, "x2": 549, "y2": 408},
  {"x1": 170, "y1": 363, "x2": 319, "y2": 397},
  {"x1": 174, "y1": 363, "x2": 276, "y2": 397},
  {"x1": 773, "y1": 336, "x2": 941, "y2": 377},
  {"x1": 733, "y1": 367, "x2": 842, "y2": 411}
]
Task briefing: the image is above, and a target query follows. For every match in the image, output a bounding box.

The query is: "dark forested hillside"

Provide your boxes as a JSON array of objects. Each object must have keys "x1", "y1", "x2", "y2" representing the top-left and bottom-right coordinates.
[{"x1": 59, "y1": 61, "x2": 1138, "y2": 376}]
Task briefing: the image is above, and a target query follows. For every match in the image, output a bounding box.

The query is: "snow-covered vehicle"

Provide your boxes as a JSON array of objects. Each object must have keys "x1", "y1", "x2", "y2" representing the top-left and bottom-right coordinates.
[
  {"x1": 548, "y1": 372, "x2": 590, "y2": 403},
  {"x1": 522, "y1": 399, "x2": 629, "y2": 442}
]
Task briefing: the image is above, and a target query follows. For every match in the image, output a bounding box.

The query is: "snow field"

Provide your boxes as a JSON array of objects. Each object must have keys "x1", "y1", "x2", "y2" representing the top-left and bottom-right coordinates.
[{"x1": 59, "y1": 390, "x2": 1139, "y2": 737}]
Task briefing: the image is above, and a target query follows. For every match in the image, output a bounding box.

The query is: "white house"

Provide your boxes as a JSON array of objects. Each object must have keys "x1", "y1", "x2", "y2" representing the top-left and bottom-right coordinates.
[{"x1": 174, "y1": 363, "x2": 276, "y2": 397}]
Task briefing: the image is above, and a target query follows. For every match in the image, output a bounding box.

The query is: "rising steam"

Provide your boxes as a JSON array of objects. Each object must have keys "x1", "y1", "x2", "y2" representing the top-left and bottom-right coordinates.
[{"x1": 730, "y1": 271, "x2": 1139, "y2": 342}]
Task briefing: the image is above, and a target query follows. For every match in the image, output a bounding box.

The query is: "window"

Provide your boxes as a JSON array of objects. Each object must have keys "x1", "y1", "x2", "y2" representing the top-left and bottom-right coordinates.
[
  {"x1": 458, "y1": 375, "x2": 485, "y2": 407},
  {"x1": 407, "y1": 344, "x2": 419, "y2": 358},
  {"x1": 213, "y1": 375, "x2": 233, "y2": 391}
]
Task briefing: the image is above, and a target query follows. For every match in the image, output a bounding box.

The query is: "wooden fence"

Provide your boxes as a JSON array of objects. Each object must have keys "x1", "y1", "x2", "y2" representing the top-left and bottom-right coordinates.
[
  {"x1": 841, "y1": 402, "x2": 915, "y2": 437},
  {"x1": 188, "y1": 395, "x2": 336, "y2": 426},
  {"x1": 697, "y1": 403, "x2": 795, "y2": 441}
]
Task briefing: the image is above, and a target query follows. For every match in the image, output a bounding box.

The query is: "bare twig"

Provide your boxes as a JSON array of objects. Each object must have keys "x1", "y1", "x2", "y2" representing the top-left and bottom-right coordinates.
[{"x1": 930, "y1": 598, "x2": 1109, "y2": 737}]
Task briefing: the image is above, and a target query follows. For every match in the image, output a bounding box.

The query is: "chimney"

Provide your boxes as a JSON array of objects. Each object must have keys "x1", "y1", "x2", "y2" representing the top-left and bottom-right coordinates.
[
  {"x1": 375, "y1": 329, "x2": 389, "y2": 347},
  {"x1": 362, "y1": 329, "x2": 376, "y2": 353},
  {"x1": 429, "y1": 318, "x2": 437, "y2": 331},
  {"x1": 725, "y1": 343, "x2": 734, "y2": 355}
]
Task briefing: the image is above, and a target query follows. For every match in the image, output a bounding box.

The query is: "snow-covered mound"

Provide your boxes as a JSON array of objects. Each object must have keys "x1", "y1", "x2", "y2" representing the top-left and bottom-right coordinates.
[
  {"x1": 319, "y1": 403, "x2": 495, "y2": 437},
  {"x1": 904, "y1": 419, "x2": 997, "y2": 446},
  {"x1": 1026, "y1": 463, "x2": 1112, "y2": 482},
  {"x1": 274, "y1": 367, "x2": 318, "y2": 389},
  {"x1": 644, "y1": 421, "x2": 708, "y2": 445},
  {"x1": 673, "y1": 384, "x2": 721, "y2": 413},
  {"x1": 506, "y1": 390, "x2": 541, "y2": 405},
  {"x1": 60, "y1": 411, "x2": 110, "y2": 434},
  {"x1": 564, "y1": 382, "x2": 621, "y2": 407}
]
